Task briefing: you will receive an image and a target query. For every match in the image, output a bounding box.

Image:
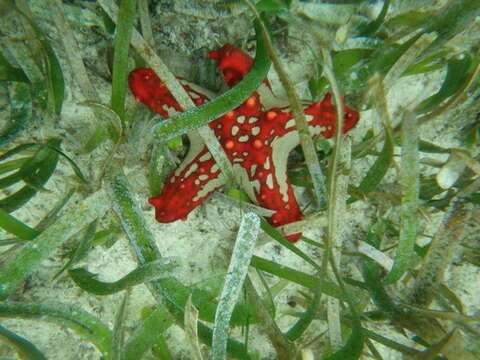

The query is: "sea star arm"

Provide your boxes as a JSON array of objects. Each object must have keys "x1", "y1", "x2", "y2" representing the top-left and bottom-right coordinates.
[{"x1": 129, "y1": 68, "x2": 227, "y2": 222}]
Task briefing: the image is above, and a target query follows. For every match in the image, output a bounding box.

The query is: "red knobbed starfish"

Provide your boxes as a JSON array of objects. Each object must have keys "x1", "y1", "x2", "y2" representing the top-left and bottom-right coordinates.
[{"x1": 129, "y1": 44, "x2": 359, "y2": 242}]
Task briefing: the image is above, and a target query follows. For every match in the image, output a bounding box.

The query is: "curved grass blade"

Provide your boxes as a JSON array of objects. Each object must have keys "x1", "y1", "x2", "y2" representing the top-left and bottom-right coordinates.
[
  {"x1": 69, "y1": 258, "x2": 178, "y2": 295},
  {"x1": 0, "y1": 139, "x2": 61, "y2": 213},
  {"x1": 153, "y1": 20, "x2": 271, "y2": 141},
  {"x1": 122, "y1": 306, "x2": 172, "y2": 360},
  {"x1": 0, "y1": 82, "x2": 32, "y2": 147},
  {"x1": 0, "y1": 208, "x2": 39, "y2": 240},
  {"x1": 212, "y1": 212, "x2": 260, "y2": 360},
  {"x1": 416, "y1": 52, "x2": 474, "y2": 114},
  {"x1": 0, "y1": 189, "x2": 110, "y2": 300},
  {"x1": 0, "y1": 302, "x2": 112, "y2": 359},
  {"x1": 0, "y1": 323, "x2": 47, "y2": 360}
]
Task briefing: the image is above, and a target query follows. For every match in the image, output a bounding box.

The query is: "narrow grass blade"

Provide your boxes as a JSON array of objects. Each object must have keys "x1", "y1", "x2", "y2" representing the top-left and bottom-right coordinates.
[
  {"x1": 79, "y1": 100, "x2": 123, "y2": 145},
  {"x1": 285, "y1": 281, "x2": 321, "y2": 341},
  {"x1": 0, "y1": 208, "x2": 39, "y2": 240},
  {"x1": 44, "y1": 144, "x2": 88, "y2": 183},
  {"x1": 0, "y1": 190, "x2": 110, "y2": 300},
  {"x1": 69, "y1": 258, "x2": 178, "y2": 295},
  {"x1": 151, "y1": 333, "x2": 175, "y2": 359},
  {"x1": 0, "y1": 323, "x2": 47, "y2": 360},
  {"x1": 323, "y1": 319, "x2": 363, "y2": 360},
  {"x1": 360, "y1": 0, "x2": 390, "y2": 36},
  {"x1": 0, "y1": 82, "x2": 32, "y2": 146},
  {"x1": 416, "y1": 53, "x2": 473, "y2": 114},
  {"x1": 53, "y1": 219, "x2": 98, "y2": 280},
  {"x1": 0, "y1": 139, "x2": 60, "y2": 213},
  {"x1": 111, "y1": 0, "x2": 136, "y2": 121},
  {"x1": 111, "y1": 292, "x2": 129, "y2": 360},
  {"x1": 260, "y1": 218, "x2": 321, "y2": 272},
  {"x1": 122, "y1": 306, "x2": 173, "y2": 360},
  {"x1": 348, "y1": 133, "x2": 394, "y2": 204},
  {"x1": 34, "y1": 188, "x2": 75, "y2": 232},
  {"x1": 47, "y1": 0, "x2": 99, "y2": 101},
  {"x1": 0, "y1": 139, "x2": 61, "y2": 212},
  {"x1": 0, "y1": 157, "x2": 30, "y2": 177},
  {"x1": 0, "y1": 51, "x2": 30, "y2": 82},
  {"x1": 0, "y1": 302, "x2": 112, "y2": 359},
  {"x1": 0, "y1": 143, "x2": 36, "y2": 161},
  {"x1": 422, "y1": 1, "x2": 480, "y2": 52},
  {"x1": 384, "y1": 110, "x2": 419, "y2": 284},
  {"x1": 250, "y1": 255, "x2": 345, "y2": 301},
  {"x1": 361, "y1": 236, "x2": 399, "y2": 314},
  {"x1": 185, "y1": 295, "x2": 203, "y2": 360},
  {"x1": 147, "y1": 143, "x2": 175, "y2": 196},
  {"x1": 16, "y1": 5, "x2": 65, "y2": 115},
  {"x1": 211, "y1": 212, "x2": 260, "y2": 360},
  {"x1": 106, "y1": 161, "x2": 161, "y2": 263}
]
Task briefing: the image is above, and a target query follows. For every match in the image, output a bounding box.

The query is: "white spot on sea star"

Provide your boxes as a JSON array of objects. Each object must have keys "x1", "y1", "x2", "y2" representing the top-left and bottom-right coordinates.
[
  {"x1": 250, "y1": 164, "x2": 257, "y2": 177},
  {"x1": 264, "y1": 157, "x2": 270, "y2": 170},
  {"x1": 266, "y1": 174, "x2": 274, "y2": 190},
  {"x1": 184, "y1": 163, "x2": 199, "y2": 178},
  {"x1": 231, "y1": 125, "x2": 240, "y2": 136},
  {"x1": 285, "y1": 119, "x2": 295, "y2": 128},
  {"x1": 199, "y1": 152, "x2": 212, "y2": 162}
]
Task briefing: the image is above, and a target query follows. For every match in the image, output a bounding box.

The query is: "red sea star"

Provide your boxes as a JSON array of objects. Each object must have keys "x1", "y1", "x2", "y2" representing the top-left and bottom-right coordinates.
[{"x1": 129, "y1": 44, "x2": 359, "y2": 242}]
